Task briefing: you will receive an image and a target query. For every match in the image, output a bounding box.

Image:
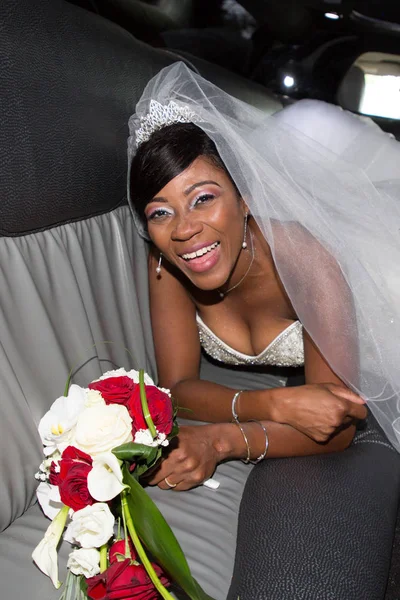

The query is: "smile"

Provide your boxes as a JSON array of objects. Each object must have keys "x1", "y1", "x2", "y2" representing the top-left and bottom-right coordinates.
[{"x1": 181, "y1": 241, "x2": 220, "y2": 261}]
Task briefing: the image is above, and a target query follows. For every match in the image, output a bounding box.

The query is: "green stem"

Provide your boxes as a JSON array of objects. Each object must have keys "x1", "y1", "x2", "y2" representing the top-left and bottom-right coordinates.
[
  {"x1": 58, "y1": 569, "x2": 73, "y2": 600},
  {"x1": 62, "y1": 340, "x2": 136, "y2": 397},
  {"x1": 99, "y1": 544, "x2": 108, "y2": 573},
  {"x1": 63, "y1": 368, "x2": 73, "y2": 397},
  {"x1": 139, "y1": 370, "x2": 157, "y2": 439},
  {"x1": 121, "y1": 492, "x2": 174, "y2": 600},
  {"x1": 121, "y1": 499, "x2": 131, "y2": 559}
]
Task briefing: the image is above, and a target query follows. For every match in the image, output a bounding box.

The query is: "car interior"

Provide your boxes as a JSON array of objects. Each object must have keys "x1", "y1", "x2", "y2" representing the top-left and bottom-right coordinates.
[{"x1": 1, "y1": 1, "x2": 400, "y2": 599}]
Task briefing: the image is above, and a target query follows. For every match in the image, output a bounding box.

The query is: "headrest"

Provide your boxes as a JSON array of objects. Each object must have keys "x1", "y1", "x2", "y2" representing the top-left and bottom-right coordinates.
[{"x1": 0, "y1": 0, "x2": 178, "y2": 236}]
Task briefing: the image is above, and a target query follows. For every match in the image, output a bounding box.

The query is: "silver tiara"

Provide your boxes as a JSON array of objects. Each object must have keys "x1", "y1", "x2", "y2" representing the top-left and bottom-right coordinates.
[{"x1": 135, "y1": 99, "x2": 199, "y2": 147}]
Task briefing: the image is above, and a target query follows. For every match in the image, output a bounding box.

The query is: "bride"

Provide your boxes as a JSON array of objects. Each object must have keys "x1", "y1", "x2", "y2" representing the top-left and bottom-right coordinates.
[{"x1": 127, "y1": 61, "x2": 400, "y2": 596}]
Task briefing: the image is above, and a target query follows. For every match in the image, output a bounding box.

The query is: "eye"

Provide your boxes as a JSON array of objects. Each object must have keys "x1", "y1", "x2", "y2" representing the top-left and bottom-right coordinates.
[
  {"x1": 194, "y1": 193, "x2": 215, "y2": 207},
  {"x1": 146, "y1": 208, "x2": 173, "y2": 222}
]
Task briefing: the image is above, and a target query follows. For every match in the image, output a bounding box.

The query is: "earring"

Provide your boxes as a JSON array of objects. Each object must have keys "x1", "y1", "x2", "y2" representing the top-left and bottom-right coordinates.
[
  {"x1": 242, "y1": 215, "x2": 248, "y2": 249},
  {"x1": 156, "y1": 253, "x2": 162, "y2": 275}
]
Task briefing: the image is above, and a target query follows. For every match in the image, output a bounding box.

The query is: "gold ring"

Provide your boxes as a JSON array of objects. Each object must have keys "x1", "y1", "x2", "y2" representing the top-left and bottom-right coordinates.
[{"x1": 164, "y1": 477, "x2": 177, "y2": 488}]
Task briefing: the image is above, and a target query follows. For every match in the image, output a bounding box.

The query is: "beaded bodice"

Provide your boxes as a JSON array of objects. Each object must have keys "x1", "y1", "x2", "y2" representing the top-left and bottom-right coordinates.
[{"x1": 196, "y1": 315, "x2": 304, "y2": 367}]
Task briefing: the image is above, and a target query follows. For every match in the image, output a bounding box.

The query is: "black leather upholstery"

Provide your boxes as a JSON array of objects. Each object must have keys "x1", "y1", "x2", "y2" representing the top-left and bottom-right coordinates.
[
  {"x1": 1, "y1": 0, "x2": 177, "y2": 236},
  {"x1": 228, "y1": 419, "x2": 400, "y2": 600},
  {"x1": 94, "y1": 0, "x2": 194, "y2": 33}
]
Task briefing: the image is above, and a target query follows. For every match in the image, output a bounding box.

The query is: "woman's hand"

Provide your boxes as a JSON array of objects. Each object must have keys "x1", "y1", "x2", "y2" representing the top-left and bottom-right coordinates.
[
  {"x1": 146, "y1": 423, "x2": 242, "y2": 491},
  {"x1": 273, "y1": 383, "x2": 367, "y2": 443}
]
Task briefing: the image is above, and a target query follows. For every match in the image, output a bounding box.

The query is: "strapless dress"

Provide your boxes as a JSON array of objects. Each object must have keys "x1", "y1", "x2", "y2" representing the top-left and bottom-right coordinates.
[{"x1": 196, "y1": 315, "x2": 304, "y2": 368}]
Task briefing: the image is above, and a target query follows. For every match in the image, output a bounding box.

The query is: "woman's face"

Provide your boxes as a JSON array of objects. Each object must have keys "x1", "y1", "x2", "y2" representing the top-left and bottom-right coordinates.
[{"x1": 145, "y1": 156, "x2": 247, "y2": 291}]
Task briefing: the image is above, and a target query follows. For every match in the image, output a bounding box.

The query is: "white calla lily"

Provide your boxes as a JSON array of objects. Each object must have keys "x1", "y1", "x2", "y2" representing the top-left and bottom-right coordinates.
[
  {"x1": 38, "y1": 385, "x2": 87, "y2": 456},
  {"x1": 87, "y1": 452, "x2": 127, "y2": 501},
  {"x1": 36, "y1": 482, "x2": 64, "y2": 520},
  {"x1": 32, "y1": 505, "x2": 69, "y2": 588}
]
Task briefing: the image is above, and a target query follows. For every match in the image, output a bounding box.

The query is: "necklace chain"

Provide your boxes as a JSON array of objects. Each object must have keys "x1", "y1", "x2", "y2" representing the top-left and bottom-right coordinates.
[{"x1": 219, "y1": 230, "x2": 255, "y2": 299}]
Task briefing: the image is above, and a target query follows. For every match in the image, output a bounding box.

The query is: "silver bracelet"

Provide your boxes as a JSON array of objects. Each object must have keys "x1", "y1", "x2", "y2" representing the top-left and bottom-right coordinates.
[
  {"x1": 231, "y1": 390, "x2": 243, "y2": 423},
  {"x1": 234, "y1": 421, "x2": 251, "y2": 464},
  {"x1": 248, "y1": 419, "x2": 269, "y2": 464}
]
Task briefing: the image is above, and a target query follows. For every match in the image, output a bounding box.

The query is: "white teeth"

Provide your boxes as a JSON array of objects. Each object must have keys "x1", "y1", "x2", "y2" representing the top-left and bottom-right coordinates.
[{"x1": 182, "y1": 242, "x2": 219, "y2": 261}]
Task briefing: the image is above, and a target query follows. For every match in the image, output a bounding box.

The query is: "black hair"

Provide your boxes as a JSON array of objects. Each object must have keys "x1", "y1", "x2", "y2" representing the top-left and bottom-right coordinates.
[{"x1": 129, "y1": 123, "x2": 240, "y2": 228}]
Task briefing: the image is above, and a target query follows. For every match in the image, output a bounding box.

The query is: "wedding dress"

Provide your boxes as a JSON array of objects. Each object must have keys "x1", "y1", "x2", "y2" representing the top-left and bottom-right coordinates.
[{"x1": 196, "y1": 315, "x2": 304, "y2": 367}]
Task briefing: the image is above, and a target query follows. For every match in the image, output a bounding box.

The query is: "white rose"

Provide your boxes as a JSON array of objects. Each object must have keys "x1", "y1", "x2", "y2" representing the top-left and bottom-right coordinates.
[
  {"x1": 73, "y1": 403, "x2": 133, "y2": 456},
  {"x1": 84, "y1": 389, "x2": 105, "y2": 408},
  {"x1": 67, "y1": 548, "x2": 101, "y2": 578},
  {"x1": 38, "y1": 385, "x2": 86, "y2": 456},
  {"x1": 65, "y1": 503, "x2": 114, "y2": 549}
]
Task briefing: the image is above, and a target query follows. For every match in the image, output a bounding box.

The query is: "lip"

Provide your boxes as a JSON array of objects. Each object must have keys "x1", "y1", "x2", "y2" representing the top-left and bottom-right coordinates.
[
  {"x1": 178, "y1": 243, "x2": 221, "y2": 273},
  {"x1": 178, "y1": 241, "x2": 219, "y2": 257}
]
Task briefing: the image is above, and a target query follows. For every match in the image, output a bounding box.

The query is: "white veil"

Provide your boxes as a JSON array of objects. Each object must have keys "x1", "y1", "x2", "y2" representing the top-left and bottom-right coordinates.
[{"x1": 127, "y1": 61, "x2": 400, "y2": 451}]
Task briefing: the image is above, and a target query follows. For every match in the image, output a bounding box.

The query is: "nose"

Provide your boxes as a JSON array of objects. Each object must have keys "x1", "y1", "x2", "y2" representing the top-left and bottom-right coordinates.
[{"x1": 171, "y1": 212, "x2": 203, "y2": 241}]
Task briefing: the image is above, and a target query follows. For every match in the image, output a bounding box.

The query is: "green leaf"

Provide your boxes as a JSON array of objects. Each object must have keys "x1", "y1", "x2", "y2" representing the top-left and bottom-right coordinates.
[
  {"x1": 168, "y1": 421, "x2": 179, "y2": 440},
  {"x1": 112, "y1": 442, "x2": 159, "y2": 464},
  {"x1": 79, "y1": 576, "x2": 88, "y2": 598},
  {"x1": 134, "y1": 454, "x2": 161, "y2": 478},
  {"x1": 122, "y1": 465, "x2": 216, "y2": 600}
]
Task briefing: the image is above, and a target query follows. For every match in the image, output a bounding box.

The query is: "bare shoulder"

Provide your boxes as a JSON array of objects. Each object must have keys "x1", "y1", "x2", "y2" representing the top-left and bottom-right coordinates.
[{"x1": 270, "y1": 220, "x2": 321, "y2": 269}]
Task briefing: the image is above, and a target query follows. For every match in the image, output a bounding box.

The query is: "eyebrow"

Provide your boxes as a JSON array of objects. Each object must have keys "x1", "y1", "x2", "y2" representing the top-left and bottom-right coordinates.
[{"x1": 149, "y1": 180, "x2": 222, "y2": 204}]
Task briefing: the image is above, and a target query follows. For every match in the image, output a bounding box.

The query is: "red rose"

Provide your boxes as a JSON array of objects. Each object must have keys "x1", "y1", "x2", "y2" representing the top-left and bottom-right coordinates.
[
  {"x1": 128, "y1": 386, "x2": 173, "y2": 436},
  {"x1": 86, "y1": 558, "x2": 170, "y2": 600},
  {"x1": 52, "y1": 446, "x2": 94, "y2": 511},
  {"x1": 89, "y1": 376, "x2": 136, "y2": 406},
  {"x1": 109, "y1": 540, "x2": 137, "y2": 564}
]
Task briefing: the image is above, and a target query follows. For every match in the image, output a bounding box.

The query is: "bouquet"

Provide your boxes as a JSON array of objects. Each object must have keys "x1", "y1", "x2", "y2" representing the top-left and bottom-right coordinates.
[{"x1": 32, "y1": 367, "x2": 214, "y2": 600}]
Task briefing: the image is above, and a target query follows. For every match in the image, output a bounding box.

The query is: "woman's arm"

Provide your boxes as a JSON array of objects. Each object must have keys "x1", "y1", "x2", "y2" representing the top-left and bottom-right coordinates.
[
  {"x1": 147, "y1": 418, "x2": 357, "y2": 491},
  {"x1": 149, "y1": 330, "x2": 365, "y2": 490}
]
